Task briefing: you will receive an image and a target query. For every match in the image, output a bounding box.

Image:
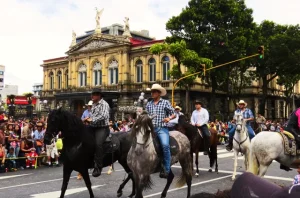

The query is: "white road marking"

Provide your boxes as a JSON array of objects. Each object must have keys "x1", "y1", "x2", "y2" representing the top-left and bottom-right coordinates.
[
  {"x1": 144, "y1": 175, "x2": 231, "y2": 197},
  {"x1": 172, "y1": 166, "x2": 293, "y2": 181},
  {"x1": 0, "y1": 169, "x2": 124, "y2": 190},
  {"x1": 194, "y1": 149, "x2": 228, "y2": 156},
  {"x1": 0, "y1": 173, "x2": 33, "y2": 180},
  {"x1": 218, "y1": 153, "x2": 235, "y2": 158},
  {"x1": 30, "y1": 185, "x2": 105, "y2": 198}
]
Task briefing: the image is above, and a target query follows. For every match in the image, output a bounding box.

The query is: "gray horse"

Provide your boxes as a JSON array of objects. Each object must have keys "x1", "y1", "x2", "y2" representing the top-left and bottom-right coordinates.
[{"x1": 127, "y1": 112, "x2": 193, "y2": 198}]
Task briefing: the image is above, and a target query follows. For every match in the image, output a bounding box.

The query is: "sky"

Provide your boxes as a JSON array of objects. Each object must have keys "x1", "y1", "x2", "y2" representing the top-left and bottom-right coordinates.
[{"x1": 0, "y1": 0, "x2": 299, "y2": 94}]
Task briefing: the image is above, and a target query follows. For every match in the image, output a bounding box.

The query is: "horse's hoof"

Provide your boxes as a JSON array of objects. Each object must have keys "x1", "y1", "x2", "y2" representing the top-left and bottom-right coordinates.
[
  {"x1": 117, "y1": 192, "x2": 122, "y2": 197},
  {"x1": 208, "y1": 169, "x2": 212, "y2": 172},
  {"x1": 195, "y1": 172, "x2": 199, "y2": 177},
  {"x1": 128, "y1": 193, "x2": 135, "y2": 198}
]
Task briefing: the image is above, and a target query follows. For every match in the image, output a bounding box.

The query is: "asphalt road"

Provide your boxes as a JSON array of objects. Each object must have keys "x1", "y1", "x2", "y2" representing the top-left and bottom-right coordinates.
[{"x1": 0, "y1": 145, "x2": 296, "y2": 198}]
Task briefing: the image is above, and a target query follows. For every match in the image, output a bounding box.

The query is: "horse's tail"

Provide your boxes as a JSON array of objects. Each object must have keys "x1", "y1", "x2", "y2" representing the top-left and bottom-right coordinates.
[
  {"x1": 176, "y1": 153, "x2": 193, "y2": 188},
  {"x1": 248, "y1": 142, "x2": 259, "y2": 175}
]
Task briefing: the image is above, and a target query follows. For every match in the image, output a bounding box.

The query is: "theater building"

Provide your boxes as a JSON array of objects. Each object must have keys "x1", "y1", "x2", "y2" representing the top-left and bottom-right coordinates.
[{"x1": 41, "y1": 17, "x2": 300, "y2": 120}]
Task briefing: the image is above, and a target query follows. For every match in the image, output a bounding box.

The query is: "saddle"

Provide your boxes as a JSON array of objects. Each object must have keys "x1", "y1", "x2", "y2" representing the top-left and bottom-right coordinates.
[
  {"x1": 279, "y1": 131, "x2": 300, "y2": 156},
  {"x1": 103, "y1": 133, "x2": 120, "y2": 154},
  {"x1": 153, "y1": 134, "x2": 179, "y2": 157}
]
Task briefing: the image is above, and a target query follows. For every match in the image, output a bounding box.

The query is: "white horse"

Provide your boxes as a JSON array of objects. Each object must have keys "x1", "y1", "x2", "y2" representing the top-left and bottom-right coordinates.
[
  {"x1": 232, "y1": 112, "x2": 251, "y2": 180},
  {"x1": 248, "y1": 131, "x2": 300, "y2": 177}
]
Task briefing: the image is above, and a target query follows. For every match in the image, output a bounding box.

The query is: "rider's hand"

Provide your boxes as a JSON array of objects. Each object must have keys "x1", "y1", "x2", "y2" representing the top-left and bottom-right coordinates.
[
  {"x1": 196, "y1": 124, "x2": 201, "y2": 127},
  {"x1": 87, "y1": 118, "x2": 92, "y2": 122},
  {"x1": 163, "y1": 118, "x2": 170, "y2": 123}
]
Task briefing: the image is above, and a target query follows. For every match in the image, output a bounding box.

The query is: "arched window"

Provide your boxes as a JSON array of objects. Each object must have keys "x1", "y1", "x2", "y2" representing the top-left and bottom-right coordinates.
[
  {"x1": 162, "y1": 56, "x2": 170, "y2": 80},
  {"x1": 65, "y1": 69, "x2": 69, "y2": 88},
  {"x1": 93, "y1": 62, "x2": 102, "y2": 86},
  {"x1": 108, "y1": 59, "x2": 118, "y2": 85},
  {"x1": 78, "y1": 63, "x2": 87, "y2": 87},
  {"x1": 136, "y1": 60, "x2": 143, "y2": 83},
  {"x1": 57, "y1": 70, "x2": 62, "y2": 89},
  {"x1": 148, "y1": 58, "x2": 156, "y2": 82},
  {"x1": 49, "y1": 71, "x2": 54, "y2": 90}
]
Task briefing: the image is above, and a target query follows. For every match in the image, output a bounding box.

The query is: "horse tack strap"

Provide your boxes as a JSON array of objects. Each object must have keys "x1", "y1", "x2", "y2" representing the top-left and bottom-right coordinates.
[
  {"x1": 279, "y1": 132, "x2": 298, "y2": 156},
  {"x1": 233, "y1": 131, "x2": 248, "y2": 153}
]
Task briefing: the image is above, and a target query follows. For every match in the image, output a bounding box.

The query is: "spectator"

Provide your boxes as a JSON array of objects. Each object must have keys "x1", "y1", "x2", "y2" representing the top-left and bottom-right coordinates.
[
  {"x1": 45, "y1": 135, "x2": 59, "y2": 167},
  {"x1": 21, "y1": 121, "x2": 33, "y2": 140},
  {"x1": 19, "y1": 138, "x2": 34, "y2": 169},
  {"x1": 8, "y1": 124, "x2": 20, "y2": 157},
  {"x1": 33, "y1": 122, "x2": 44, "y2": 155},
  {"x1": 6, "y1": 147, "x2": 17, "y2": 171}
]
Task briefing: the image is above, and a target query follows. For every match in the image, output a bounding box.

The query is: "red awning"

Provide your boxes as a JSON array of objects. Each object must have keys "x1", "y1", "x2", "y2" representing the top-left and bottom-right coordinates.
[{"x1": 7, "y1": 96, "x2": 37, "y2": 105}]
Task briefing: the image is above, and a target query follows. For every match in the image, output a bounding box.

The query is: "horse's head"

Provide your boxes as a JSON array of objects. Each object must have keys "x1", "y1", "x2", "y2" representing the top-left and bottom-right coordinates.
[
  {"x1": 234, "y1": 112, "x2": 245, "y2": 132},
  {"x1": 131, "y1": 111, "x2": 155, "y2": 154},
  {"x1": 44, "y1": 108, "x2": 64, "y2": 145}
]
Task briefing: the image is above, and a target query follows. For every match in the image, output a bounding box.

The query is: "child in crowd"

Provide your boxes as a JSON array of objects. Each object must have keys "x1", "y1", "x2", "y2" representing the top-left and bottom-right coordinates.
[
  {"x1": 26, "y1": 148, "x2": 38, "y2": 168},
  {"x1": 6, "y1": 147, "x2": 17, "y2": 171}
]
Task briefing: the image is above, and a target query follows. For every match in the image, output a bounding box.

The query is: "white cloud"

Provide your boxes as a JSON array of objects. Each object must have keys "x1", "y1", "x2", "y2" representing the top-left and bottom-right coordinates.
[{"x1": 0, "y1": 0, "x2": 299, "y2": 94}]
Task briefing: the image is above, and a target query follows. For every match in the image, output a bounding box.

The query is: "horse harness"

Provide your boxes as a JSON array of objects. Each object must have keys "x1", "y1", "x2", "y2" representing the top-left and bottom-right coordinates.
[{"x1": 234, "y1": 123, "x2": 249, "y2": 153}]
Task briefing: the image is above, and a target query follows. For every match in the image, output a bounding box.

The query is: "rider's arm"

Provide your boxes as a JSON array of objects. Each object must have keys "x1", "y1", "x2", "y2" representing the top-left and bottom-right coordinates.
[
  {"x1": 203, "y1": 109, "x2": 209, "y2": 126},
  {"x1": 190, "y1": 111, "x2": 196, "y2": 125},
  {"x1": 164, "y1": 100, "x2": 176, "y2": 120},
  {"x1": 245, "y1": 109, "x2": 254, "y2": 121}
]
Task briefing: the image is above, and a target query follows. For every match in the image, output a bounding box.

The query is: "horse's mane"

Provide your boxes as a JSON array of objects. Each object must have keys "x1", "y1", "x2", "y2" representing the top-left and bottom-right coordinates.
[
  {"x1": 131, "y1": 111, "x2": 155, "y2": 142},
  {"x1": 178, "y1": 115, "x2": 198, "y2": 135},
  {"x1": 49, "y1": 109, "x2": 85, "y2": 138}
]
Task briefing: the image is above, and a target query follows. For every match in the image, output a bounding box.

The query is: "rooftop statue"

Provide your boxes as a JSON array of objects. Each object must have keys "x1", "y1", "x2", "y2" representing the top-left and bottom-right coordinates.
[{"x1": 95, "y1": 7, "x2": 104, "y2": 31}]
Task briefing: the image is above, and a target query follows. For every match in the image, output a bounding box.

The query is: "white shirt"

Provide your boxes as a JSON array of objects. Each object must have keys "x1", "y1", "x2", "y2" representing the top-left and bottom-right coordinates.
[
  {"x1": 167, "y1": 111, "x2": 183, "y2": 127},
  {"x1": 191, "y1": 108, "x2": 209, "y2": 126}
]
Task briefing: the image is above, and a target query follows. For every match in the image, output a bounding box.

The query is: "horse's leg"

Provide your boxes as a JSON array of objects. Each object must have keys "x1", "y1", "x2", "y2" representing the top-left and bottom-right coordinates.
[
  {"x1": 244, "y1": 149, "x2": 250, "y2": 171},
  {"x1": 117, "y1": 172, "x2": 135, "y2": 198},
  {"x1": 232, "y1": 150, "x2": 238, "y2": 180},
  {"x1": 161, "y1": 170, "x2": 174, "y2": 198},
  {"x1": 258, "y1": 164, "x2": 270, "y2": 177},
  {"x1": 134, "y1": 173, "x2": 143, "y2": 198},
  {"x1": 80, "y1": 169, "x2": 94, "y2": 198},
  {"x1": 60, "y1": 165, "x2": 73, "y2": 198},
  {"x1": 195, "y1": 151, "x2": 200, "y2": 176}
]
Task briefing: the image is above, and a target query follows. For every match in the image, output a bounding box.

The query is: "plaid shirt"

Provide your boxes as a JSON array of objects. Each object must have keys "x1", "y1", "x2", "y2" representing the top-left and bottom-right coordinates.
[
  {"x1": 146, "y1": 98, "x2": 175, "y2": 128},
  {"x1": 294, "y1": 174, "x2": 300, "y2": 185},
  {"x1": 90, "y1": 99, "x2": 110, "y2": 127},
  {"x1": 234, "y1": 108, "x2": 254, "y2": 124}
]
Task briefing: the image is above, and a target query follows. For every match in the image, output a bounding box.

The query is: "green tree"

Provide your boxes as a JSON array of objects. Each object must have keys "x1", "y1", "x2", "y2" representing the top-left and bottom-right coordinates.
[
  {"x1": 255, "y1": 22, "x2": 300, "y2": 114},
  {"x1": 165, "y1": 0, "x2": 256, "y2": 118},
  {"x1": 149, "y1": 40, "x2": 212, "y2": 114}
]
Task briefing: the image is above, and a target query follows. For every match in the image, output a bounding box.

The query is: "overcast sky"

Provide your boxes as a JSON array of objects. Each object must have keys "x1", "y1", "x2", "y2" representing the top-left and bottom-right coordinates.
[{"x1": 0, "y1": 0, "x2": 299, "y2": 94}]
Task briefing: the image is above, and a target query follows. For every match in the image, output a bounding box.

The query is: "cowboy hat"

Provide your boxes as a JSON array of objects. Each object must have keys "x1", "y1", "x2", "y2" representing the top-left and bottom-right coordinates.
[
  {"x1": 290, "y1": 159, "x2": 300, "y2": 169},
  {"x1": 36, "y1": 122, "x2": 44, "y2": 127},
  {"x1": 91, "y1": 88, "x2": 103, "y2": 96},
  {"x1": 194, "y1": 100, "x2": 203, "y2": 105},
  {"x1": 175, "y1": 106, "x2": 182, "y2": 111},
  {"x1": 86, "y1": 100, "x2": 93, "y2": 106},
  {"x1": 236, "y1": 100, "x2": 247, "y2": 107},
  {"x1": 150, "y1": 84, "x2": 167, "y2": 96}
]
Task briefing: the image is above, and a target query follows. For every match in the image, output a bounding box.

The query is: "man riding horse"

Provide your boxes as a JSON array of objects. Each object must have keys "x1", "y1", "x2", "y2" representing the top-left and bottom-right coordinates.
[
  {"x1": 146, "y1": 84, "x2": 176, "y2": 179},
  {"x1": 191, "y1": 100, "x2": 210, "y2": 155},
  {"x1": 84, "y1": 88, "x2": 110, "y2": 177},
  {"x1": 226, "y1": 100, "x2": 255, "y2": 151}
]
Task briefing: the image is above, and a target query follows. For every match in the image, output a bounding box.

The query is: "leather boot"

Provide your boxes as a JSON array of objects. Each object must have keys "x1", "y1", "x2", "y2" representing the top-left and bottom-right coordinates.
[
  {"x1": 226, "y1": 137, "x2": 233, "y2": 151},
  {"x1": 280, "y1": 164, "x2": 292, "y2": 171},
  {"x1": 159, "y1": 166, "x2": 169, "y2": 179},
  {"x1": 92, "y1": 160, "x2": 103, "y2": 177}
]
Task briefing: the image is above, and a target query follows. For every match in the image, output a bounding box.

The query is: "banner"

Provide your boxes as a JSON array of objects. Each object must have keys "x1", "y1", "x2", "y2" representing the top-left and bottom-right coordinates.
[{"x1": 6, "y1": 96, "x2": 37, "y2": 105}]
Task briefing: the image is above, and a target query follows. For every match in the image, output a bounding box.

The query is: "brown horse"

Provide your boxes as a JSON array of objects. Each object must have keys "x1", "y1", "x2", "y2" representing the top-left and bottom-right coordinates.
[{"x1": 178, "y1": 115, "x2": 219, "y2": 176}]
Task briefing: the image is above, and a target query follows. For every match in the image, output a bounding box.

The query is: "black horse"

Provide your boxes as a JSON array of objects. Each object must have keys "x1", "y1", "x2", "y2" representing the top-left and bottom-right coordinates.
[{"x1": 44, "y1": 109, "x2": 135, "y2": 198}]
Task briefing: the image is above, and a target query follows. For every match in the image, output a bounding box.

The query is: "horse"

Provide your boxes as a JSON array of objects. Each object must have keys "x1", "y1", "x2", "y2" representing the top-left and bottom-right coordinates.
[
  {"x1": 44, "y1": 108, "x2": 135, "y2": 198},
  {"x1": 127, "y1": 112, "x2": 193, "y2": 198},
  {"x1": 231, "y1": 112, "x2": 251, "y2": 180},
  {"x1": 248, "y1": 131, "x2": 300, "y2": 177},
  {"x1": 177, "y1": 115, "x2": 218, "y2": 176}
]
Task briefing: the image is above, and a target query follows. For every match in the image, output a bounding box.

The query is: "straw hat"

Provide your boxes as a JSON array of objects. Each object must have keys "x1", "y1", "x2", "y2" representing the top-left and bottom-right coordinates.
[
  {"x1": 150, "y1": 84, "x2": 166, "y2": 96},
  {"x1": 86, "y1": 100, "x2": 93, "y2": 106},
  {"x1": 36, "y1": 122, "x2": 44, "y2": 127},
  {"x1": 236, "y1": 100, "x2": 247, "y2": 107},
  {"x1": 175, "y1": 106, "x2": 182, "y2": 111}
]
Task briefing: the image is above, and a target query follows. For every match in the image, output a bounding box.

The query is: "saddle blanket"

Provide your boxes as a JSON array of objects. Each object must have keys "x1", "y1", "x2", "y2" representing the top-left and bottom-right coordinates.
[
  {"x1": 153, "y1": 135, "x2": 179, "y2": 157},
  {"x1": 279, "y1": 131, "x2": 300, "y2": 156}
]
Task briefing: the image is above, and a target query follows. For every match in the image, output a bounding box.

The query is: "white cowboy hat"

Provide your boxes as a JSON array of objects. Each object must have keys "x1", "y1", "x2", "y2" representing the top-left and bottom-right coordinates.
[
  {"x1": 151, "y1": 84, "x2": 167, "y2": 96},
  {"x1": 86, "y1": 100, "x2": 93, "y2": 106},
  {"x1": 175, "y1": 106, "x2": 182, "y2": 111},
  {"x1": 236, "y1": 100, "x2": 247, "y2": 107}
]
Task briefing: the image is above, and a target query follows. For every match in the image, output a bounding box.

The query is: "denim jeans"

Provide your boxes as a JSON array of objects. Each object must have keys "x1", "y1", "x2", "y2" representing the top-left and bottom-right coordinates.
[
  {"x1": 154, "y1": 127, "x2": 171, "y2": 173},
  {"x1": 228, "y1": 125, "x2": 255, "y2": 140}
]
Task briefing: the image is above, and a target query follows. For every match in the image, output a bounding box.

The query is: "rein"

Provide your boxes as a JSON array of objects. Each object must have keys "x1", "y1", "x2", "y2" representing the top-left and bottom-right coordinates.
[{"x1": 234, "y1": 122, "x2": 249, "y2": 152}]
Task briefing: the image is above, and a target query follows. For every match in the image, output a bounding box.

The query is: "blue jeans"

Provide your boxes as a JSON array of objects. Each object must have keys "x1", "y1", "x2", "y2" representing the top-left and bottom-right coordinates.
[
  {"x1": 228, "y1": 125, "x2": 255, "y2": 140},
  {"x1": 154, "y1": 127, "x2": 171, "y2": 173}
]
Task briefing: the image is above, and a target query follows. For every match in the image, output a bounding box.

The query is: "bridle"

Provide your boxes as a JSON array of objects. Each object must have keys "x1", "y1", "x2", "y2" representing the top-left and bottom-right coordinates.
[{"x1": 234, "y1": 115, "x2": 249, "y2": 152}]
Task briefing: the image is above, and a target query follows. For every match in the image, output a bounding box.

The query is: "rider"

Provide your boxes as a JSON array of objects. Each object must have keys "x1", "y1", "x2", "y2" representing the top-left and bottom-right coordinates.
[
  {"x1": 84, "y1": 88, "x2": 110, "y2": 177},
  {"x1": 167, "y1": 106, "x2": 183, "y2": 131},
  {"x1": 191, "y1": 101, "x2": 210, "y2": 155},
  {"x1": 226, "y1": 100, "x2": 255, "y2": 151},
  {"x1": 280, "y1": 105, "x2": 300, "y2": 171},
  {"x1": 146, "y1": 84, "x2": 176, "y2": 179}
]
